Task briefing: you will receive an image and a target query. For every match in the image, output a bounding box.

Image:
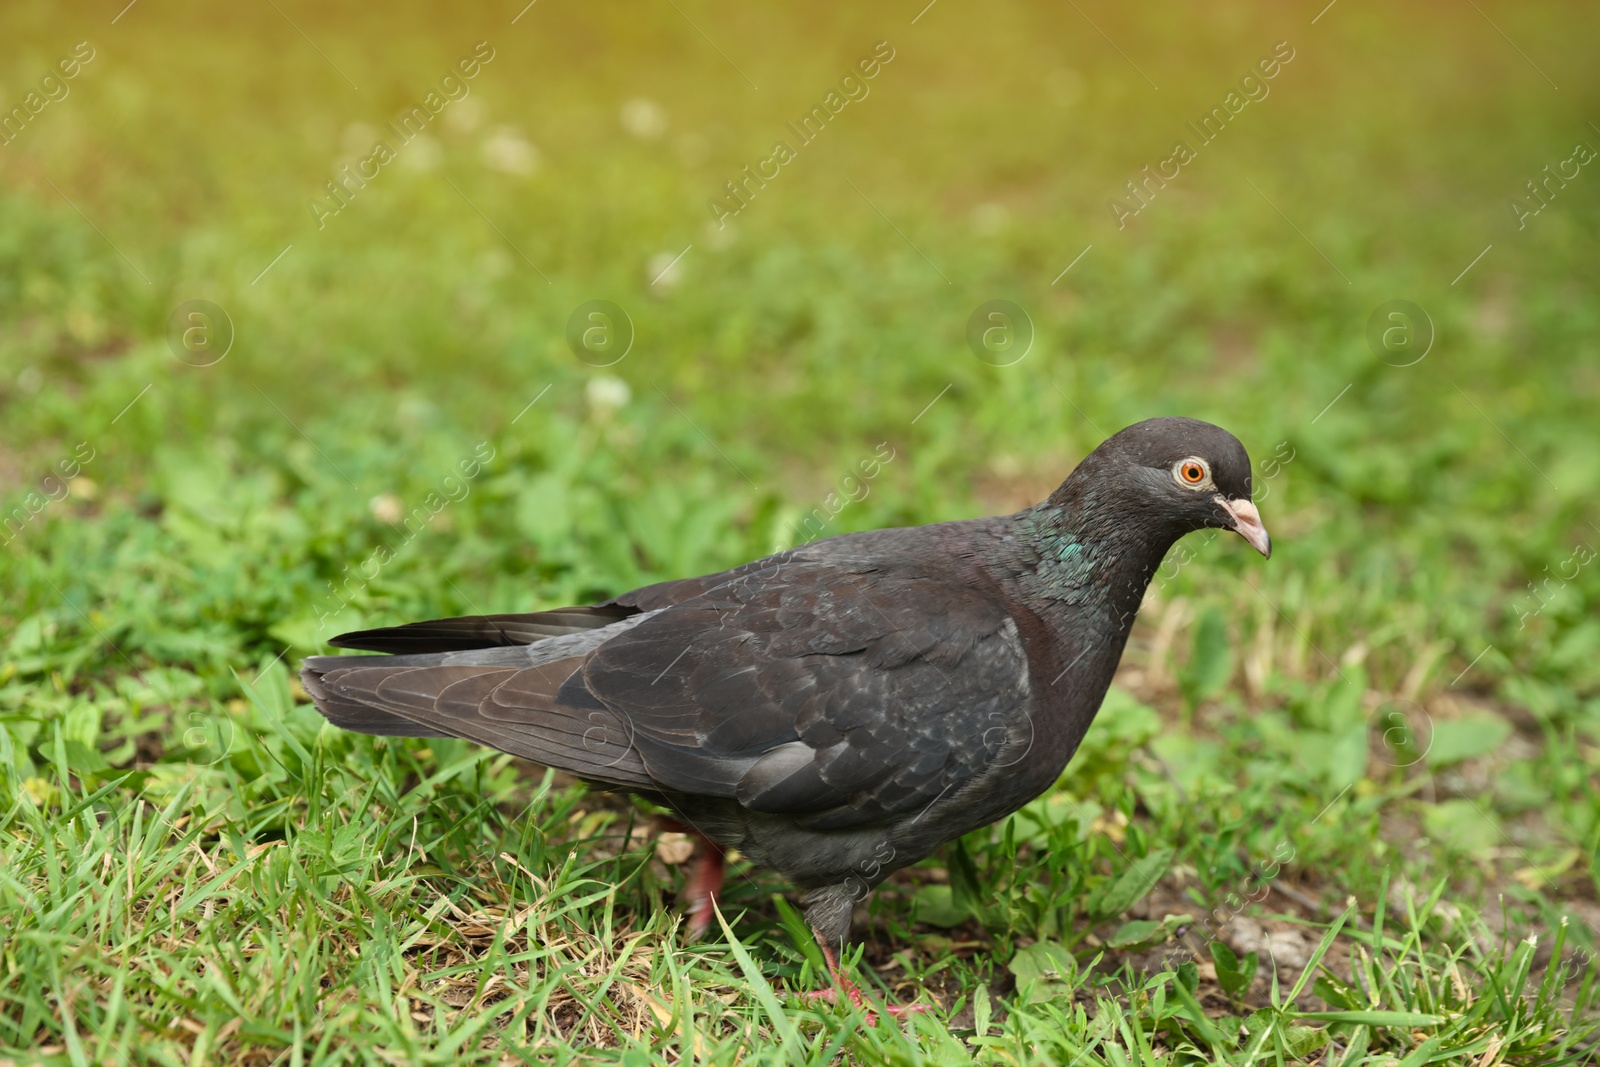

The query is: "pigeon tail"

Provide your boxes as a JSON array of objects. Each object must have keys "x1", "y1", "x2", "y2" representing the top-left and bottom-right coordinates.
[
  {"x1": 299, "y1": 661, "x2": 452, "y2": 737},
  {"x1": 297, "y1": 613, "x2": 661, "y2": 791}
]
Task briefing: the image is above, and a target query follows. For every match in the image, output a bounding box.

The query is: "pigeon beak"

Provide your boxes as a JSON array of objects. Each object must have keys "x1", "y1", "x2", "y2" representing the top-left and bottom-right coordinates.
[{"x1": 1217, "y1": 496, "x2": 1272, "y2": 558}]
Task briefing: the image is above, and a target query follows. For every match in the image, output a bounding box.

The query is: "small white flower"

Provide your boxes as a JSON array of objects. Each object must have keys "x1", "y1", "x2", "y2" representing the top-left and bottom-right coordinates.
[
  {"x1": 445, "y1": 96, "x2": 485, "y2": 134},
  {"x1": 400, "y1": 134, "x2": 443, "y2": 171},
  {"x1": 482, "y1": 126, "x2": 540, "y2": 175},
  {"x1": 620, "y1": 97, "x2": 667, "y2": 140},
  {"x1": 586, "y1": 375, "x2": 632, "y2": 415},
  {"x1": 369, "y1": 493, "x2": 404, "y2": 524},
  {"x1": 647, "y1": 250, "x2": 685, "y2": 290},
  {"x1": 970, "y1": 201, "x2": 1010, "y2": 235}
]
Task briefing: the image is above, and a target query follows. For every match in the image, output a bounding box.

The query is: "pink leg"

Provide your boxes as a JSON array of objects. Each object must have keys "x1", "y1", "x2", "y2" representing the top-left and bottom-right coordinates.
[
  {"x1": 683, "y1": 837, "x2": 726, "y2": 939},
  {"x1": 801, "y1": 939, "x2": 929, "y2": 1023},
  {"x1": 660, "y1": 818, "x2": 726, "y2": 940}
]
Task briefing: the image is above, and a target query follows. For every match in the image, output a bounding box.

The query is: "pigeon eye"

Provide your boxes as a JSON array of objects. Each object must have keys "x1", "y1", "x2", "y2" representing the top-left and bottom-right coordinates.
[{"x1": 1175, "y1": 458, "x2": 1209, "y2": 487}]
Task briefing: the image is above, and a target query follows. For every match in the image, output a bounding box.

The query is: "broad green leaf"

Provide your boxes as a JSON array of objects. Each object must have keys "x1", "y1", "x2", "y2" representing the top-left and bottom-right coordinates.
[
  {"x1": 61, "y1": 701, "x2": 102, "y2": 749},
  {"x1": 1008, "y1": 940, "x2": 1076, "y2": 1003},
  {"x1": 1283, "y1": 1025, "x2": 1330, "y2": 1059},
  {"x1": 1426, "y1": 712, "x2": 1512, "y2": 767},
  {"x1": 1110, "y1": 913, "x2": 1193, "y2": 950},
  {"x1": 61, "y1": 739, "x2": 109, "y2": 775},
  {"x1": 1312, "y1": 974, "x2": 1359, "y2": 1010},
  {"x1": 911, "y1": 885, "x2": 968, "y2": 929},
  {"x1": 1177, "y1": 958, "x2": 1199, "y2": 994},
  {"x1": 1301, "y1": 722, "x2": 1369, "y2": 789},
  {"x1": 1212, "y1": 940, "x2": 1257, "y2": 1001},
  {"x1": 1422, "y1": 798, "x2": 1500, "y2": 851},
  {"x1": 1107, "y1": 919, "x2": 1163, "y2": 948},
  {"x1": 1090, "y1": 848, "x2": 1174, "y2": 919}
]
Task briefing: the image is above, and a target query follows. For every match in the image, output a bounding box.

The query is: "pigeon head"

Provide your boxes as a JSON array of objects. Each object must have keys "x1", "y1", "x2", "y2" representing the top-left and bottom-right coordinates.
[{"x1": 1051, "y1": 416, "x2": 1272, "y2": 559}]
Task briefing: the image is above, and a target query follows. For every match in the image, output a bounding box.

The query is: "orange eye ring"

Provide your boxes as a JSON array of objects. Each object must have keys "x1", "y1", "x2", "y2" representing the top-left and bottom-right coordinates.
[{"x1": 1180, "y1": 461, "x2": 1206, "y2": 484}]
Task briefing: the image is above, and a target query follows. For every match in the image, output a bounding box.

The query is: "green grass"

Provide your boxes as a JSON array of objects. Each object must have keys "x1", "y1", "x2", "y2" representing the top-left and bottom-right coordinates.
[{"x1": 2, "y1": 0, "x2": 1598, "y2": 1062}]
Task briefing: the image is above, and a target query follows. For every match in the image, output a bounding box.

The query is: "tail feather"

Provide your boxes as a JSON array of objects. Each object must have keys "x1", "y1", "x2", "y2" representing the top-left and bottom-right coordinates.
[
  {"x1": 329, "y1": 606, "x2": 636, "y2": 654},
  {"x1": 300, "y1": 664, "x2": 452, "y2": 737},
  {"x1": 298, "y1": 613, "x2": 657, "y2": 790}
]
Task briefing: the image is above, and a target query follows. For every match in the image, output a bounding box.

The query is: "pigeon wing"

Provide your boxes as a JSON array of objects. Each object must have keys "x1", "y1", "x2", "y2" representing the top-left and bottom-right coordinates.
[{"x1": 585, "y1": 558, "x2": 1033, "y2": 830}]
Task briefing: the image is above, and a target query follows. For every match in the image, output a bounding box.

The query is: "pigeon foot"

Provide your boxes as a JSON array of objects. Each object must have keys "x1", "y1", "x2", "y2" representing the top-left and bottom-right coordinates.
[
  {"x1": 661, "y1": 819, "x2": 726, "y2": 940},
  {"x1": 799, "y1": 941, "x2": 929, "y2": 1024}
]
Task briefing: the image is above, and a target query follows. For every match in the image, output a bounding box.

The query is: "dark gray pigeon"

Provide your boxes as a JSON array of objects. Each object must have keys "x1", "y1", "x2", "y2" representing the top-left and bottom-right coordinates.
[{"x1": 301, "y1": 416, "x2": 1270, "y2": 1012}]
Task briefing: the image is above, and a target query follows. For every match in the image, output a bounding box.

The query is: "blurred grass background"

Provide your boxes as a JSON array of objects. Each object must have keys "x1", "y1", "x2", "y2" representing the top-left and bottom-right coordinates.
[{"x1": 1, "y1": 0, "x2": 1598, "y2": 1062}]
